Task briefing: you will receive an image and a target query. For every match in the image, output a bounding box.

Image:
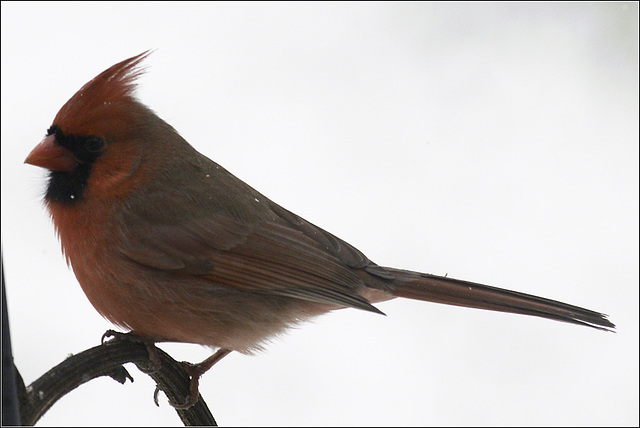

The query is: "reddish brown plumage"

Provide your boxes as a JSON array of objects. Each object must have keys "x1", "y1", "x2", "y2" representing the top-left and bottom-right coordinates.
[
  {"x1": 53, "y1": 51, "x2": 149, "y2": 138},
  {"x1": 25, "y1": 52, "x2": 614, "y2": 358}
]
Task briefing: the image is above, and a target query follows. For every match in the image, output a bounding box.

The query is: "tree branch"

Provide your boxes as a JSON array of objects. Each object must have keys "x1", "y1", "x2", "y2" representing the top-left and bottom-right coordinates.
[{"x1": 16, "y1": 338, "x2": 217, "y2": 426}]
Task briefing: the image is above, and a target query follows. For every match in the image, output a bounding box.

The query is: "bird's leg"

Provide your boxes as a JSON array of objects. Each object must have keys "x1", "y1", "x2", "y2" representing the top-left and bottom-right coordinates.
[
  {"x1": 102, "y1": 330, "x2": 231, "y2": 409},
  {"x1": 169, "y1": 348, "x2": 232, "y2": 409},
  {"x1": 101, "y1": 329, "x2": 162, "y2": 373}
]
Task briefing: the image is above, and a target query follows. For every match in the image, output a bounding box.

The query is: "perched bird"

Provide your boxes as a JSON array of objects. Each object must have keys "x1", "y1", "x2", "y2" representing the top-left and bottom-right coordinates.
[{"x1": 25, "y1": 51, "x2": 614, "y2": 407}]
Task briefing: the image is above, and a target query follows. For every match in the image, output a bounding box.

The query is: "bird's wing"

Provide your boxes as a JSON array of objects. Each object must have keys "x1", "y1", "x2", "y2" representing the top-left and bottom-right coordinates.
[{"x1": 118, "y1": 211, "x2": 384, "y2": 314}]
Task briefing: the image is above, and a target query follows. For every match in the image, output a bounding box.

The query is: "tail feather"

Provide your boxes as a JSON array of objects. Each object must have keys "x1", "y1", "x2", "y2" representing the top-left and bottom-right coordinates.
[{"x1": 383, "y1": 268, "x2": 615, "y2": 331}]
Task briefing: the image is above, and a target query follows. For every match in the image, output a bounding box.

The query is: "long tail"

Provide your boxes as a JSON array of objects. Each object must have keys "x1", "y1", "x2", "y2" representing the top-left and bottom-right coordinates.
[{"x1": 381, "y1": 268, "x2": 615, "y2": 331}]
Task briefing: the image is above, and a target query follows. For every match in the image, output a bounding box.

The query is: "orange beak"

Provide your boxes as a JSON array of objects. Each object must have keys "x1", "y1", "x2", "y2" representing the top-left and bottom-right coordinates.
[{"x1": 25, "y1": 135, "x2": 78, "y2": 172}]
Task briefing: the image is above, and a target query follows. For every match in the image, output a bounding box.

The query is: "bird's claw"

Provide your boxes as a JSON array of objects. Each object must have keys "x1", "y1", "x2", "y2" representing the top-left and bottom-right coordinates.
[{"x1": 100, "y1": 329, "x2": 162, "y2": 373}]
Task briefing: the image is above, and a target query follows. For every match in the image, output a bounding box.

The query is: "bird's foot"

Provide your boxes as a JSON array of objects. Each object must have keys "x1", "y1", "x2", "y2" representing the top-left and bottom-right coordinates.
[
  {"x1": 101, "y1": 329, "x2": 162, "y2": 373},
  {"x1": 166, "y1": 348, "x2": 232, "y2": 409}
]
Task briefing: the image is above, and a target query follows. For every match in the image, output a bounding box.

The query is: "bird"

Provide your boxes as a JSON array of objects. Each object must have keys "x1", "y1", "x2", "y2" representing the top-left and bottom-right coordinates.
[{"x1": 25, "y1": 51, "x2": 614, "y2": 407}]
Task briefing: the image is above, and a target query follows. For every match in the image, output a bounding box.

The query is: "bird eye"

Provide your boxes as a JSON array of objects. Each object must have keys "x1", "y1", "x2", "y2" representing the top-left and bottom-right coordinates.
[{"x1": 85, "y1": 136, "x2": 105, "y2": 152}]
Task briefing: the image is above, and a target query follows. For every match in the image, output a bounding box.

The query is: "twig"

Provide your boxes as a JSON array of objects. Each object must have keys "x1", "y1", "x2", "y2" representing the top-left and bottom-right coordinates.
[{"x1": 16, "y1": 338, "x2": 217, "y2": 426}]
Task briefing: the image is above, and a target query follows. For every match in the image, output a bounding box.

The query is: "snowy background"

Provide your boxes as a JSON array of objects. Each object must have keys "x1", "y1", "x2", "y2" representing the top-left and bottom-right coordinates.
[{"x1": 2, "y1": 2, "x2": 638, "y2": 426}]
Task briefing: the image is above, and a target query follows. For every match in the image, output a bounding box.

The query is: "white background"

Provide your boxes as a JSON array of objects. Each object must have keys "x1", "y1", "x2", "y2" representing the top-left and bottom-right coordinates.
[{"x1": 2, "y1": 2, "x2": 638, "y2": 426}]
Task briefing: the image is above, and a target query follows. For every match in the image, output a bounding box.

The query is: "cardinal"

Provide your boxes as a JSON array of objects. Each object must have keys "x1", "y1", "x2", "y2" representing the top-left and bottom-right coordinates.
[{"x1": 25, "y1": 51, "x2": 614, "y2": 408}]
